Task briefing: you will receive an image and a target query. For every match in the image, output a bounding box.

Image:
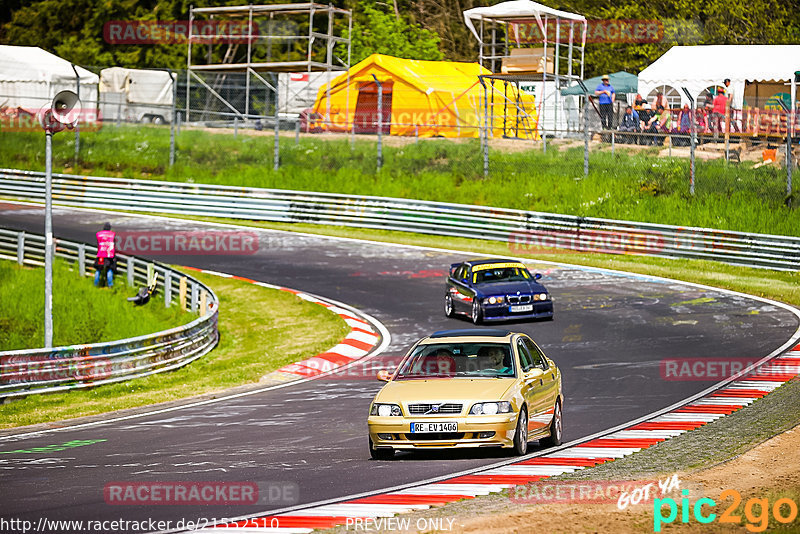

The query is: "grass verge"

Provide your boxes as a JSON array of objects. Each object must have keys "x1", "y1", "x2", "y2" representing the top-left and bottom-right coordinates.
[
  {"x1": 0, "y1": 268, "x2": 349, "y2": 428},
  {"x1": 0, "y1": 125, "x2": 795, "y2": 236},
  {"x1": 0, "y1": 258, "x2": 186, "y2": 350}
]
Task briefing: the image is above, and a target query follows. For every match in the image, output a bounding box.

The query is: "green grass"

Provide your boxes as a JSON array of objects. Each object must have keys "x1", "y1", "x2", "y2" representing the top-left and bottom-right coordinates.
[
  {"x1": 0, "y1": 259, "x2": 187, "y2": 350},
  {"x1": 0, "y1": 125, "x2": 795, "y2": 236},
  {"x1": 0, "y1": 269, "x2": 349, "y2": 428}
]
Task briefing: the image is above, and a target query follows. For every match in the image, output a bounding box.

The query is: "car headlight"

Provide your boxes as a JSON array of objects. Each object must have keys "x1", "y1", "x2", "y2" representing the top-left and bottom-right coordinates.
[
  {"x1": 485, "y1": 296, "x2": 504, "y2": 305},
  {"x1": 534, "y1": 293, "x2": 549, "y2": 301},
  {"x1": 371, "y1": 403, "x2": 402, "y2": 417},
  {"x1": 469, "y1": 401, "x2": 512, "y2": 415}
]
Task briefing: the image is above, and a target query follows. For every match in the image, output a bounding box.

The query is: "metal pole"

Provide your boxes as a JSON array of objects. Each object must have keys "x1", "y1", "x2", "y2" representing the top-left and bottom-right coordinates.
[
  {"x1": 71, "y1": 64, "x2": 80, "y2": 169},
  {"x1": 234, "y1": 116, "x2": 238, "y2": 138},
  {"x1": 371, "y1": 74, "x2": 382, "y2": 172},
  {"x1": 44, "y1": 131, "x2": 54, "y2": 348},
  {"x1": 479, "y1": 76, "x2": 490, "y2": 178},
  {"x1": 578, "y1": 81, "x2": 589, "y2": 177},
  {"x1": 295, "y1": 120, "x2": 300, "y2": 145},
  {"x1": 274, "y1": 113, "x2": 280, "y2": 170},
  {"x1": 682, "y1": 87, "x2": 696, "y2": 196},
  {"x1": 168, "y1": 69, "x2": 176, "y2": 167},
  {"x1": 611, "y1": 130, "x2": 615, "y2": 155}
]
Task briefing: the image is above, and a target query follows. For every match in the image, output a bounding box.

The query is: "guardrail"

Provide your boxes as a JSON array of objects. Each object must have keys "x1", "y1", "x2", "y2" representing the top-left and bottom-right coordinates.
[
  {"x1": 0, "y1": 227, "x2": 219, "y2": 399},
  {"x1": 0, "y1": 168, "x2": 799, "y2": 270}
]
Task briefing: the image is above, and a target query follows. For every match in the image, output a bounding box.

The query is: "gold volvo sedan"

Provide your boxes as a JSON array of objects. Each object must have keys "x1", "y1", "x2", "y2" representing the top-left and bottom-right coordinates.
[{"x1": 368, "y1": 329, "x2": 563, "y2": 460}]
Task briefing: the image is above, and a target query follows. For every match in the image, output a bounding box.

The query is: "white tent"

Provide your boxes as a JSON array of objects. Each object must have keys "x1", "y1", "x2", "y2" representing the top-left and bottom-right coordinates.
[
  {"x1": 639, "y1": 45, "x2": 800, "y2": 109},
  {"x1": 0, "y1": 46, "x2": 98, "y2": 113}
]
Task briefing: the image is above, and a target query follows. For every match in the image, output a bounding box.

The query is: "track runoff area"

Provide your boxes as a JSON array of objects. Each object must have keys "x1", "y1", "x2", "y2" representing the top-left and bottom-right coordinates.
[{"x1": 0, "y1": 202, "x2": 798, "y2": 534}]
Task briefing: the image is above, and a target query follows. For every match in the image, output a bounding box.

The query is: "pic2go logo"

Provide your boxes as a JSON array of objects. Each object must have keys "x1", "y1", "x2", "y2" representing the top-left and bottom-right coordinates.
[{"x1": 654, "y1": 489, "x2": 799, "y2": 532}]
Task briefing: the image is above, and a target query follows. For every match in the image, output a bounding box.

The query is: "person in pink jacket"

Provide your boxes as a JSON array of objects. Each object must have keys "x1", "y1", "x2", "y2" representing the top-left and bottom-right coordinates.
[{"x1": 95, "y1": 222, "x2": 117, "y2": 287}]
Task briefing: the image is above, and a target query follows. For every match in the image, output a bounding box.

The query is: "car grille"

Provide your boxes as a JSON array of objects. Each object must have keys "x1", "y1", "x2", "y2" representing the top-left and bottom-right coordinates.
[
  {"x1": 407, "y1": 403, "x2": 463, "y2": 415},
  {"x1": 507, "y1": 294, "x2": 532, "y2": 304},
  {"x1": 404, "y1": 433, "x2": 465, "y2": 441}
]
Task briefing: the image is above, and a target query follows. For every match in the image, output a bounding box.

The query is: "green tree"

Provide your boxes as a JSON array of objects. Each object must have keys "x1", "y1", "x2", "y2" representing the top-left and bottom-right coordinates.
[{"x1": 345, "y1": 1, "x2": 442, "y2": 64}]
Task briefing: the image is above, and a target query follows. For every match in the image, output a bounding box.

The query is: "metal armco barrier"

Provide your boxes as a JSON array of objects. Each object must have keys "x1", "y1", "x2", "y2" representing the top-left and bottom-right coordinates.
[
  {"x1": 1, "y1": 168, "x2": 799, "y2": 271},
  {"x1": 0, "y1": 227, "x2": 219, "y2": 399}
]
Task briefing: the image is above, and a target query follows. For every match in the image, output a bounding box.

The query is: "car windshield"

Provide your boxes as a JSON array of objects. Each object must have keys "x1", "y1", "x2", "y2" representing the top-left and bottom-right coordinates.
[
  {"x1": 473, "y1": 266, "x2": 530, "y2": 284},
  {"x1": 395, "y1": 343, "x2": 516, "y2": 379}
]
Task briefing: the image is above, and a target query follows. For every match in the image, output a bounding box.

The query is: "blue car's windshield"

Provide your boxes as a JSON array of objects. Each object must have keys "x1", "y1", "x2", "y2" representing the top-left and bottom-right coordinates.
[
  {"x1": 473, "y1": 267, "x2": 530, "y2": 284},
  {"x1": 395, "y1": 343, "x2": 516, "y2": 379}
]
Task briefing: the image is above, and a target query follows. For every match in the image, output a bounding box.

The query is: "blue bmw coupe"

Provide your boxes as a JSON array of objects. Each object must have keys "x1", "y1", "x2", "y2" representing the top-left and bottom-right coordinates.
[{"x1": 445, "y1": 259, "x2": 554, "y2": 324}]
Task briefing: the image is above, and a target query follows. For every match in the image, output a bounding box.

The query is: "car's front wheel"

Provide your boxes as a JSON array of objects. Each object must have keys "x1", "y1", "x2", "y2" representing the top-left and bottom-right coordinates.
[
  {"x1": 471, "y1": 298, "x2": 483, "y2": 325},
  {"x1": 541, "y1": 400, "x2": 562, "y2": 447},
  {"x1": 369, "y1": 437, "x2": 394, "y2": 460},
  {"x1": 444, "y1": 294, "x2": 455, "y2": 318},
  {"x1": 512, "y1": 407, "x2": 528, "y2": 455}
]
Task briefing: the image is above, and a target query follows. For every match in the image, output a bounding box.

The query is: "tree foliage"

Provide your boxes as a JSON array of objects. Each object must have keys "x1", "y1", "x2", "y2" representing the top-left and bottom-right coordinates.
[{"x1": 345, "y1": 1, "x2": 442, "y2": 64}]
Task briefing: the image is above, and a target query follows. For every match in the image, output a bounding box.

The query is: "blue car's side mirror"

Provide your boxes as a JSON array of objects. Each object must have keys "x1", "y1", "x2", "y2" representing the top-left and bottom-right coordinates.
[{"x1": 534, "y1": 273, "x2": 542, "y2": 281}]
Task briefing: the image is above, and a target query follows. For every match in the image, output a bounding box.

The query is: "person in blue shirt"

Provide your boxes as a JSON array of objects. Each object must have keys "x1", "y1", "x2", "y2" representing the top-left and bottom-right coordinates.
[{"x1": 595, "y1": 74, "x2": 615, "y2": 131}]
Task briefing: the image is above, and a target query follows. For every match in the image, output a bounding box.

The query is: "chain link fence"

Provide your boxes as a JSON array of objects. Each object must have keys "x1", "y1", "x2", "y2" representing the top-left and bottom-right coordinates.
[{"x1": 1, "y1": 66, "x2": 797, "y2": 216}]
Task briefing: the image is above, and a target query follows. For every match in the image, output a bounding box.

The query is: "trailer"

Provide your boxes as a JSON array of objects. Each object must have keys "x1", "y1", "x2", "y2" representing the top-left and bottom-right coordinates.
[{"x1": 100, "y1": 67, "x2": 173, "y2": 124}]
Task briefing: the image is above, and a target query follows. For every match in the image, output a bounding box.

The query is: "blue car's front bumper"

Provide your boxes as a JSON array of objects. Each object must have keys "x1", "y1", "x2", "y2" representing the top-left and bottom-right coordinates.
[{"x1": 481, "y1": 301, "x2": 554, "y2": 321}]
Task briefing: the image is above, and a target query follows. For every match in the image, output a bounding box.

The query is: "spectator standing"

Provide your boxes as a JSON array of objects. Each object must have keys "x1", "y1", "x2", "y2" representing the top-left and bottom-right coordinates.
[
  {"x1": 654, "y1": 92, "x2": 668, "y2": 110},
  {"x1": 595, "y1": 74, "x2": 615, "y2": 131},
  {"x1": 95, "y1": 222, "x2": 117, "y2": 287},
  {"x1": 723, "y1": 78, "x2": 740, "y2": 132},
  {"x1": 712, "y1": 87, "x2": 728, "y2": 138}
]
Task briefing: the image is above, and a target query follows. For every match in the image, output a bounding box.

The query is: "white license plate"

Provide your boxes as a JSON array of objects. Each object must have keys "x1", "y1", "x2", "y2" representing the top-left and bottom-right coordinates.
[
  {"x1": 510, "y1": 304, "x2": 534, "y2": 312},
  {"x1": 410, "y1": 422, "x2": 458, "y2": 433}
]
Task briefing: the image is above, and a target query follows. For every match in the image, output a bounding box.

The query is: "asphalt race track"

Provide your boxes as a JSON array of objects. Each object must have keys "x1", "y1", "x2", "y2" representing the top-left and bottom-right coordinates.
[{"x1": 1, "y1": 202, "x2": 798, "y2": 532}]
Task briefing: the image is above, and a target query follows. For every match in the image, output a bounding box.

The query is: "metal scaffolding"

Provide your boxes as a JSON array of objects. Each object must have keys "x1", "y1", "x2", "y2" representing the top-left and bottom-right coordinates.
[
  {"x1": 186, "y1": 3, "x2": 351, "y2": 123},
  {"x1": 464, "y1": 3, "x2": 587, "y2": 140}
]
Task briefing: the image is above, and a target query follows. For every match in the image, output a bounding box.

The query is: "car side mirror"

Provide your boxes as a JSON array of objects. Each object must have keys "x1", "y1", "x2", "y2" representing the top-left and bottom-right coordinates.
[
  {"x1": 526, "y1": 368, "x2": 544, "y2": 379},
  {"x1": 376, "y1": 370, "x2": 392, "y2": 382},
  {"x1": 534, "y1": 273, "x2": 542, "y2": 281}
]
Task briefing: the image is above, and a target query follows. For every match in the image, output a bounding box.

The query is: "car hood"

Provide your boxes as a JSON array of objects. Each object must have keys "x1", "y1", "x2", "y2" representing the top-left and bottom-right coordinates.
[
  {"x1": 376, "y1": 377, "x2": 514, "y2": 403},
  {"x1": 475, "y1": 280, "x2": 546, "y2": 297}
]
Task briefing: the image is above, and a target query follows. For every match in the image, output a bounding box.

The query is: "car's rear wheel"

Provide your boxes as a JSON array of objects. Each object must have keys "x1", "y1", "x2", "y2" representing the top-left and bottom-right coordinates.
[
  {"x1": 369, "y1": 437, "x2": 394, "y2": 460},
  {"x1": 471, "y1": 298, "x2": 483, "y2": 325},
  {"x1": 445, "y1": 294, "x2": 455, "y2": 318},
  {"x1": 541, "y1": 400, "x2": 562, "y2": 447},
  {"x1": 513, "y1": 407, "x2": 528, "y2": 456}
]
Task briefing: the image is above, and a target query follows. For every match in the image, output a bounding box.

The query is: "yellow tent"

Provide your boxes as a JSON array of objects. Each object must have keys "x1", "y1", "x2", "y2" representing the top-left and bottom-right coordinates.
[{"x1": 311, "y1": 54, "x2": 539, "y2": 139}]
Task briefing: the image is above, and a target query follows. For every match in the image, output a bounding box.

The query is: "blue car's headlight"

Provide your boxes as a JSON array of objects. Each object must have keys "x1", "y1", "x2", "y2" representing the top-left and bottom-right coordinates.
[
  {"x1": 533, "y1": 293, "x2": 549, "y2": 301},
  {"x1": 484, "y1": 296, "x2": 505, "y2": 305}
]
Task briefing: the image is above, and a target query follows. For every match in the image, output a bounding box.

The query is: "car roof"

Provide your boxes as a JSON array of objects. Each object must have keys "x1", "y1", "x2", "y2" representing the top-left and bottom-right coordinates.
[
  {"x1": 464, "y1": 258, "x2": 523, "y2": 267},
  {"x1": 422, "y1": 329, "x2": 516, "y2": 344}
]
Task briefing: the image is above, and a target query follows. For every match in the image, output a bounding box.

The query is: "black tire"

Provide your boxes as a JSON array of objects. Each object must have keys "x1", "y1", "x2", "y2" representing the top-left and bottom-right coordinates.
[
  {"x1": 512, "y1": 407, "x2": 528, "y2": 456},
  {"x1": 369, "y1": 437, "x2": 394, "y2": 460},
  {"x1": 541, "y1": 400, "x2": 563, "y2": 447},
  {"x1": 471, "y1": 298, "x2": 483, "y2": 325},
  {"x1": 444, "y1": 294, "x2": 455, "y2": 318}
]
